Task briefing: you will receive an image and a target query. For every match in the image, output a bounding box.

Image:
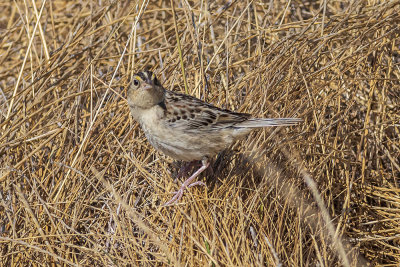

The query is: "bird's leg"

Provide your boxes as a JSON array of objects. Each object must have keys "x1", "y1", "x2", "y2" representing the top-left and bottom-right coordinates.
[
  {"x1": 164, "y1": 158, "x2": 209, "y2": 206},
  {"x1": 175, "y1": 160, "x2": 201, "y2": 180}
]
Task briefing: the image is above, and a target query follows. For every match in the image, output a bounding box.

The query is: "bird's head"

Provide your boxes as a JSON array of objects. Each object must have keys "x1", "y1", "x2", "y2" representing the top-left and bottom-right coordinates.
[{"x1": 127, "y1": 70, "x2": 165, "y2": 109}]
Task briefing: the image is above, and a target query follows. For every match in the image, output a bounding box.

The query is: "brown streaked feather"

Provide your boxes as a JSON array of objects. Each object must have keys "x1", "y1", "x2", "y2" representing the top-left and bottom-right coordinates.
[{"x1": 163, "y1": 90, "x2": 251, "y2": 132}]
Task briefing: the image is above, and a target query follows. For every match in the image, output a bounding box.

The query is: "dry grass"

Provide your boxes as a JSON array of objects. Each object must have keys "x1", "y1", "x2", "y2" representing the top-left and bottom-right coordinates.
[{"x1": 1, "y1": 0, "x2": 400, "y2": 266}]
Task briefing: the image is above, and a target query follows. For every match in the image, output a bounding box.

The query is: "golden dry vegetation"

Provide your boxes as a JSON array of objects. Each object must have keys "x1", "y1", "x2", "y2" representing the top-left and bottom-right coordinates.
[{"x1": 1, "y1": 0, "x2": 400, "y2": 266}]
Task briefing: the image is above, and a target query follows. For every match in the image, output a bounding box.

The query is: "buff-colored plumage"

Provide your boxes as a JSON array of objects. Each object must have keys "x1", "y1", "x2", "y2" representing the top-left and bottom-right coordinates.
[{"x1": 127, "y1": 71, "x2": 301, "y2": 205}]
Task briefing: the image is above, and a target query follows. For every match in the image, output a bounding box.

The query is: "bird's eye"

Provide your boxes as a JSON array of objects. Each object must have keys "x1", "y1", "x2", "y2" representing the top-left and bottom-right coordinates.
[{"x1": 133, "y1": 79, "x2": 139, "y2": 87}]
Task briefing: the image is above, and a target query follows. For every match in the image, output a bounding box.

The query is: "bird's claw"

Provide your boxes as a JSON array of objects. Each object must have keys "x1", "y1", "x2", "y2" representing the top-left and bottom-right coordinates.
[{"x1": 163, "y1": 180, "x2": 206, "y2": 206}]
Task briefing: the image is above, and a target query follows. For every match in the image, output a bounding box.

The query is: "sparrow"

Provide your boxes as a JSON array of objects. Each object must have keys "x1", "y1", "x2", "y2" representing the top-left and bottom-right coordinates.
[{"x1": 127, "y1": 70, "x2": 302, "y2": 205}]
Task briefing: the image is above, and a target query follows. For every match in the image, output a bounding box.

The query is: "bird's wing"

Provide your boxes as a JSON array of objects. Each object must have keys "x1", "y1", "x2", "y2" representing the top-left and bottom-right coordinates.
[{"x1": 162, "y1": 90, "x2": 251, "y2": 132}]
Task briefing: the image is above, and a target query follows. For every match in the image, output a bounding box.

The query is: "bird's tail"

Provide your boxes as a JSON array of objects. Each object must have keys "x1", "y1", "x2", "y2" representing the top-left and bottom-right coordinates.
[{"x1": 236, "y1": 118, "x2": 302, "y2": 128}]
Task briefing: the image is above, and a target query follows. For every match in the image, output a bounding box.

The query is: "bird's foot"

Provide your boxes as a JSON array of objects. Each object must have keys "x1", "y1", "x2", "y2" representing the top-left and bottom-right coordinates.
[
  {"x1": 163, "y1": 180, "x2": 206, "y2": 206},
  {"x1": 164, "y1": 158, "x2": 209, "y2": 206}
]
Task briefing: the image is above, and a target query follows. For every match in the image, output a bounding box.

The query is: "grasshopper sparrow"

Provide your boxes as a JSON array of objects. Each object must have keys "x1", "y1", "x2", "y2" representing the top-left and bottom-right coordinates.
[{"x1": 127, "y1": 71, "x2": 301, "y2": 205}]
